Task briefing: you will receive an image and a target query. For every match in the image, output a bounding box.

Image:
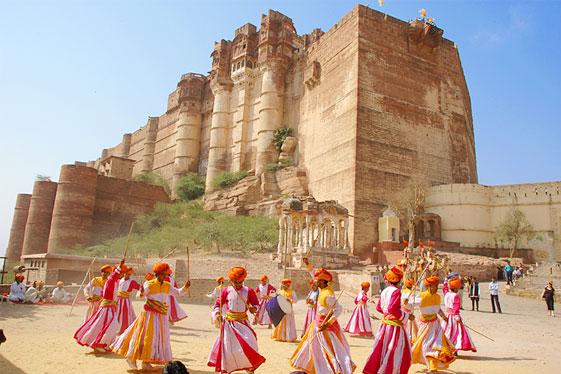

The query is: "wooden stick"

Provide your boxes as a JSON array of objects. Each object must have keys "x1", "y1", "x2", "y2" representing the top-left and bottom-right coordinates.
[
  {"x1": 122, "y1": 222, "x2": 135, "y2": 259},
  {"x1": 68, "y1": 257, "x2": 97, "y2": 317},
  {"x1": 186, "y1": 246, "x2": 191, "y2": 297},
  {"x1": 464, "y1": 322, "x2": 495, "y2": 342}
]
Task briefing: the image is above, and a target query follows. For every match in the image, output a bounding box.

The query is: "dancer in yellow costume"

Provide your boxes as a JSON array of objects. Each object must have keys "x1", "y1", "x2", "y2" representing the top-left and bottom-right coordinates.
[
  {"x1": 290, "y1": 268, "x2": 355, "y2": 374},
  {"x1": 411, "y1": 275, "x2": 456, "y2": 373},
  {"x1": 272, "y1": 278, "x2": 297, "y2": 342}
]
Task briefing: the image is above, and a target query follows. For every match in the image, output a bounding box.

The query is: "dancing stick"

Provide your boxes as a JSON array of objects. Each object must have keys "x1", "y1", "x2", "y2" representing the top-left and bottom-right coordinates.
[
  {"x1": 464, "y1": 322, "x2": 495, "y2": 342},
  {"x1": 67, "y1": 256, "x2": 97, "y2": 317},
  {"x1": 122, "y1": 222, "x2": 135, "y2": 259},
  {"x1": 186, "y1": 246, "x2": 191, "y2": 297}
]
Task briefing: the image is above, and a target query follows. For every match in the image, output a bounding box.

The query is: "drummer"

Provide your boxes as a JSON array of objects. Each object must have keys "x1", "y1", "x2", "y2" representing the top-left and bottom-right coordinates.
[{"x1": 272, "y1": 278, "x2": 298, "y2": 342}]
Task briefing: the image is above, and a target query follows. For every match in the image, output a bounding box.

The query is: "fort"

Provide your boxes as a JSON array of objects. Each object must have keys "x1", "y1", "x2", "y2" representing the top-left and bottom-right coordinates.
[
  {"x1": 5, "y1": 5, "x2": 561, "y2": 267},
  {"x1": 39, "y1": 6, "x2": 476, "y2": 255}
]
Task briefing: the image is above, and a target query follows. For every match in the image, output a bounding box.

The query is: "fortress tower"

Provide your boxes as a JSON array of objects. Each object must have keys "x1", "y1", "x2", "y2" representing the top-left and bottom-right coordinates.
[{"x1": 7, "y1": 6, "x2": 477, "y2": 259}]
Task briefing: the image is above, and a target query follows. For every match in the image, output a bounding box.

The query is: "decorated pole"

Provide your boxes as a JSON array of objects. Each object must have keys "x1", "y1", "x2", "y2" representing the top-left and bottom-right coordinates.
[
  {"x1": 122, "y1": 222, "x2": 135, "y2": 259},
  {"x1": 67, "y1": 256, "x2": 97, "y2": 317}
]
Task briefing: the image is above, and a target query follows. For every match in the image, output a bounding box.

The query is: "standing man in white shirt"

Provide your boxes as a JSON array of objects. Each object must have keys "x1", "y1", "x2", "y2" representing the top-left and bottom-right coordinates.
[{"x1": 489, "y1": 278, "x2": 502, "y2": 313}]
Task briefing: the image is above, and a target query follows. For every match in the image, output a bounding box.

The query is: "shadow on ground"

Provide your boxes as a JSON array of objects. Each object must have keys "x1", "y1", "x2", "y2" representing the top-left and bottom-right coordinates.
[{"x1": 0, "y1": 354, "x2": 26, "y2": 374}]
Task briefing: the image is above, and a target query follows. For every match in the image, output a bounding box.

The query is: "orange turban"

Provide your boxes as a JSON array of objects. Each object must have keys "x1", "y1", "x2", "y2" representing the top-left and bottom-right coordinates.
[
  {"x1": 424, "y1": 275, "x2": 440, "y2": 287},
  {"x1": 56, "y1": 281, "x2": 64, "y2": 287},
  {"x1": 260, "y1": 275, "x2": 269, "y2": 282},
  {"x1": 216, "y1": 276, "x2": 225, "y2": 283},
  {"x1": 145, "y1": 273, "x2": 154, "y2": 281},
  {"x1": 281, "y1": 278, "x2": 292, "y2": 285},
  {"x1": 15, "y1": 273, "x2": 25, "y2": 282},
  {"x1": 100, "y1": 265, "x2": 112, "y2": 273},
  {"x1": 309, "y1": 279, "x2": 316, "y2": 285},
  {"x1": 404, "y1": 278, "x2": 414, "y2": 288},
  {"x1": 361, "y1": 281, "x2": 370, "y2": 289},
  {"x1": 153, "y1": 262, "x2": 171, "y2": 275},
  {"x1": 314, "y1": 268, "x2": 333, "y2": 282},
  {"x1": 385, "y1": 266, "x2": 404, "y2": 283},
  {"x1": 448, "y1": 277, "x2": 461, "y2": 290},
  {"x1": 228, "y1": 267, "x2": 247, "y2": 282}
]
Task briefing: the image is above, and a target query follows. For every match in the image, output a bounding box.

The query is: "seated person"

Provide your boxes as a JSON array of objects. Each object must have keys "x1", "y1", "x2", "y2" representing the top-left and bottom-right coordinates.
[
  {"x1": 9, "y1": 274, "x2": 26, "y2": 303},
  {"x1": 51, "y1": 281, "x2": 72, "y2": 304},
  {"x1": 24, "y1": 281, "x2": 41, "y2": 303}
]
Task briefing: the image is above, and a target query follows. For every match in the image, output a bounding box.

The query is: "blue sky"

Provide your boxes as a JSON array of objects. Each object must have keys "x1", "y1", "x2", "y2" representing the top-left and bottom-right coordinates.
[{"x1": 1, "y1": 0, "x2": 560, "y2": 254}]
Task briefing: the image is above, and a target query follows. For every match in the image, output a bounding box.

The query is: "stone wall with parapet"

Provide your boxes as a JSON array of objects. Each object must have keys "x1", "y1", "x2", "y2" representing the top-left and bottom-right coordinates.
[
  {"x1": 5, "y1": 164, "x2": 170, "y2": 261},
  {"x1": 425, "y1": 182, "x2": 561, "y2": 261}
]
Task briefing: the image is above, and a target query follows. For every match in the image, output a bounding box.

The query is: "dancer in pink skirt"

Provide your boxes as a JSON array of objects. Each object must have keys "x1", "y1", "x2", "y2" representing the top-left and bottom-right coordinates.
[
  {"x1": 344, "y1": 281, "x2": 373, "y2": 336},
  {"x1": 443, "y1": 277, "x2": 476, "y2": 353}
]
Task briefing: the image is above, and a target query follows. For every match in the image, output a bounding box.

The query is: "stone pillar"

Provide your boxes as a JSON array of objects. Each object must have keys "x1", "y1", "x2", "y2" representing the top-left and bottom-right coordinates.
[
  {"x1": 231, "y1": 77, "x2": 252, "y2": 171},
  {"x1": 173, "y1": 104, "x2": 202, "y2": 195},
  {"x1": 47, "y1": 165, "x2": 97, "y2": 253},
  {"x1": 121, "y1": 133, "x2": 132, "y2": 157},
  {"x1": 5, "y1": 194, "x2": 31, "y2": 262},
  {"x1": 205, "y1": 81, "x2": 233, "y2": 192},
  {"x1": 344, "y1": 218, "x2": 350, "y2": 250},
  {"x1": 277, "y1": 215, "x2": 286, "y2": 258},
  {"x1": 140, "y1": 117, "x2": 159, "y2": 173},
  {"x1": 21, "y1": 181, "x2": 57, "y2": 256},
  {"x1": 304, "y1": 216, "x2": 311, "y2": 252},
  {"x1": 255, "y1": 63, "x2": 285, "y2": 176}
]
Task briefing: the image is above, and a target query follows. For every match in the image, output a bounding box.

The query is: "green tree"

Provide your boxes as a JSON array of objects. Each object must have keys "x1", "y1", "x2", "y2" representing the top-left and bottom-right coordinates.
[
  {"x1": 495, "y1": 208, "x2": 536, "y2": 259},
  {"x1": 176, "y1": 173, "x2": 205, "y2": 201},
  {"x1": 272, "y1": 127, "x2": 293, "y2": 153}
]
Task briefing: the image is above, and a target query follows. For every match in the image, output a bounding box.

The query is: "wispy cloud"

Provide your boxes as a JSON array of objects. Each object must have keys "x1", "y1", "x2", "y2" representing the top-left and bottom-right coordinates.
[{"x1": 469, "y1": 4, "x2": 534, "y2": 47}]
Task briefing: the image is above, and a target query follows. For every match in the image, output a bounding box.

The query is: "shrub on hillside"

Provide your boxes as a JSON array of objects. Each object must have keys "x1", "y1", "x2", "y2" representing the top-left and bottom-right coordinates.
[
  {"x1": 176, "y1": 173, "x2": 205, "y2": 201},
  {"x1": 133, "y1": 172, "x2": 171, "y2": 195},
  {"x1": 72, "y1": 200, "x2": 277, "y2": 257},
  {"x1": 213, "y1": 170, "x2": 248, "y2": 189},
  {"x1": 264, "y1": 158, "x2": 293, "y2": 172},
  {"x1": 272, "y1": 127, "x2": 293, "y2": 153}
]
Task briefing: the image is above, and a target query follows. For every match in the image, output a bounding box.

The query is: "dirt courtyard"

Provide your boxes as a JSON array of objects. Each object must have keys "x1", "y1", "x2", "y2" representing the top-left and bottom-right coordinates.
[{"x1": 1, "y1": 282, "x2": 560, "y2": 374}]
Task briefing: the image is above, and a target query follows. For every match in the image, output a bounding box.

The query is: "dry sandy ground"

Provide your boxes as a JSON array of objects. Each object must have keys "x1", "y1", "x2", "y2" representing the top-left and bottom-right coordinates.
[{"x1": 1, "y1": 283, "x2": 560, "y2": 374}]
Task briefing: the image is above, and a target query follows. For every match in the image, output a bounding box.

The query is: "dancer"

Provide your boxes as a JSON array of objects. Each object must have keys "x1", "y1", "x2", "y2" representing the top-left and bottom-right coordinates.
[
  {"x1": 254, "y1": 275, "x2": 276, "y2": 328},
  {"x1": 363, "y1": 266, "x2": 413, "y2": 374},
  {"x1": 83, "y1": 264, "x2": 111, "y2": 321},
  {"x1": 443, "y1": 277, "x2": 476, "y2": 353},
  {"x1": 290, "y1": 268, "x2": 355, "y2": 374},
  {"x1": 302, "y1": 257, "x2": 315, "y2": 277},
  {"x1": 112, "y1": 262, "x2": 190, "y2": 371},
  {"x1": 207, "y1": 276, "x2": 226, "y2": 327},
  {"x1": 401, "y1": 277, "x2": 419, "y2": 341},
  {"x1": 344, "y1": 281, "x2": 373, "y2": 336},
  {"x1": 74, "y1": 260, "x2": 126, "y2": 352},
  {"x1": 301, "y1": 279, "x2": 319, "y2": 338},
  {"x1": 208, "y1": 266, "x2": 266, "y2": 374},
  {"x1": 411, "y1": 276, "x2": 456, "y2": 373},
  {"x1": 272, "y1": 278, "x2": 297, "y2": 342},
  {"x1": 165, "y1": 268, "x2": 188, "y2": 323},
  {"x1": 116, "y1": 266, "x2": 141, "y2": 334},
  {"x1": 207, "y1": 277, "x2": 225, "y2": 304}
]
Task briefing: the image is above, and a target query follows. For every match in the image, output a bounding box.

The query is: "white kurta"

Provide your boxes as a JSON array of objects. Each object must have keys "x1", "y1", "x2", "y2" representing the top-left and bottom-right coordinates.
[
  {"x1": 9, "y1": 282, "x2": 26, "y2": 302},
  {"x1": 51, "y1": 287, "x2": 72, "y2": 303}
]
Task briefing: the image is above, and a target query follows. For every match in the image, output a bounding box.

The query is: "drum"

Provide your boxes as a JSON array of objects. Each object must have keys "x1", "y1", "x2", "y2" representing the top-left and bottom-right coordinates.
[
  {"x1": 265, "y1": 296, "x2": 286, "y2": 327},
  {"x1": 277, "y1": 294, "x2": 293, "y2": 314}
]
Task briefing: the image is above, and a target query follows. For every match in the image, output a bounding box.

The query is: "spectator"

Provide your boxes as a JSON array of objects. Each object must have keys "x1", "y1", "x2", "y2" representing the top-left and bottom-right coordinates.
[
  {"x1": 51, "y1": 281, "x2": 73, "y2": 304},
  {"x1": 24, "y1": 281, "x2": 40, "y2": 303},
  {"x1": 469, "y1": 276, "x2": 480, "y2": 311},
  {"x1": 504, "y1": 262, "x2": 514, "y2": 286},
  {"x1": 489, "y1": 278, "x2": 502, "y2": 313},
  {"x1": 8, "y1": 274, "x2": 26, "y2": 303},
  {"x1": 542, "y1": 281, "x2": 555, "y2": 317}
]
